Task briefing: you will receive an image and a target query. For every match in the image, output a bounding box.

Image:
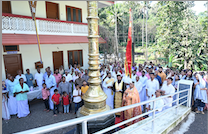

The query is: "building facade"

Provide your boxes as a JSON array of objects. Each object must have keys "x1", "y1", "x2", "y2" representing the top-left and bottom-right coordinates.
[{"x1": 2, "y1": 1, "x2": 113, "y2": 80}]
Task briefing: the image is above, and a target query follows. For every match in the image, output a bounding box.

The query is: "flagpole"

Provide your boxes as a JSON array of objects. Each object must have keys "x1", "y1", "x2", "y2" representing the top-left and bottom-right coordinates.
[
  {"x1": 29, "y1": 1, "x2": 43, "y2": 63},
  {"x1": 33, "y1": 17, "x2": 43, "y2": 63}
]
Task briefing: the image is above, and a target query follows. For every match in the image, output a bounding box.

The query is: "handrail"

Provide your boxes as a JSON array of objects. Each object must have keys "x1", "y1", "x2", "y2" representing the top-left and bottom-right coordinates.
[
  {"x1": 125, "y1": 100, "x2": 188, "y2": 134},
  {"x1": 14, "y1": 88, "x2": 190, "y2": 134},
  {"x1": 95, "y1": 94, "x2": 189, "y2": 134}
]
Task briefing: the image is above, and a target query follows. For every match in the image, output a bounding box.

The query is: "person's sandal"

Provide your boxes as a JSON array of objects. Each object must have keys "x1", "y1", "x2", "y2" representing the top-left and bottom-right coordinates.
[
  {"x1": 201, "y1": 111, "x2": 205, "y2": 114},
  {"x1": 195, "y1": 110, "x2": 200, "y2": 113}
]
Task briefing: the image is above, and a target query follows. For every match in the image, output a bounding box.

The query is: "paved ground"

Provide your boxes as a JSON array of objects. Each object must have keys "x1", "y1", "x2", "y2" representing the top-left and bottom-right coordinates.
[
  {"x1": 184, "y1": 110, "x2": 208, "y2": 134},
  {"x1": 2, "y1": 99, "x2": 77, "y2": 134}
]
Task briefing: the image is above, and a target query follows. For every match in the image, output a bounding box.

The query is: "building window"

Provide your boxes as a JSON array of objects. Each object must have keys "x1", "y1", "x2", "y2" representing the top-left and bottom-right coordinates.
[
  {"x1": 3, "y1": 45, "x2": 19, "y2": 52},
  {"x1": 46, "y1": 1, "x2": 59, "y2": 20},
  {"x1": 2, "y1": 1, "x2": 11, "y2": 13},
  {"x1": 68, "y1": 50, "x2": 83, "y2": 66},
  {"x1": 66, "y1": 6, "x2": 82, "y2": 22}
]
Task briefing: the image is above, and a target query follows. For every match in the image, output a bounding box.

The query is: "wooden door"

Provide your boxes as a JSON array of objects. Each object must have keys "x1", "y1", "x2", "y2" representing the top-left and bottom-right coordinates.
[
  {"x1": 3, "y1": 54, "x2": 23, "y2": 78},
  {"x1": 68, "y1": 50, "x2": 83, "y2": 66},
  {"x1": 53, "y1": 51, "x2": 63, "y2": 71},
  {"x1": 2, "y1": 1, "x2": 11, "y2": 13},
  {"x1": 46, "y1": 1, "x2": 59, "y2": 19}
]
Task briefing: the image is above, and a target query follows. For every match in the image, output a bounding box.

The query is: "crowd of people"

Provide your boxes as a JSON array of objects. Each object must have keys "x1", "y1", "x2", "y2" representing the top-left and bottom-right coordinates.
[
  {"x1": 99, "y1": 61, "x2": 208, "y2": 124},
  {"x1": 2, "y1": 61, "x2": 208, "y2": 127},
  {"x1": 2, "y1": 63, "x2": 89, "y2": 119}
]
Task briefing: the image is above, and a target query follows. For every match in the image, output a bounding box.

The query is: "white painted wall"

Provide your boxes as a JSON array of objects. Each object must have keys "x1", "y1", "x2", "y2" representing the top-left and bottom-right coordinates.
[
  {"x1": 2, "y1": 43, "x2": 89, "y2": 80},
  {"x1": 10, "y1": 1, "x2": 88, "y2": 23}
]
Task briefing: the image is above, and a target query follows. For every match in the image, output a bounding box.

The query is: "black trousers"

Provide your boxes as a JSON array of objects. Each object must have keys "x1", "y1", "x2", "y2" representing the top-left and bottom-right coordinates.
[
  {"x1": 53, "y1": 104, "x2": 60, "y2": 114},
  {"x1": 43, "y1": 99, "x2": 49, "y2": 110}
]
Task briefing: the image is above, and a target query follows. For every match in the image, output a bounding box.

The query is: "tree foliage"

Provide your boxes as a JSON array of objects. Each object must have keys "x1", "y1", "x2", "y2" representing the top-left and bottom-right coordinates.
[{"x1": 98, "y1": 1, "x2": 208, "y2": 71}]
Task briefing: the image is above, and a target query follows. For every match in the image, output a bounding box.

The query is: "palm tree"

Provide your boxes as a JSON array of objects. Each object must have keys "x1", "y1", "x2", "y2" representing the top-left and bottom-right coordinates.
[{"x1": 105, "y1": 3, "x2": 127, "y2": 58}]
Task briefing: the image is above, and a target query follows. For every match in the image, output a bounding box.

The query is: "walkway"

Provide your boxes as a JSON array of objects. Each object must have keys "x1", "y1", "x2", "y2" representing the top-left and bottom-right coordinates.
[{"x1": 184, "y1": 110, "x2": 208, "y2": 134}]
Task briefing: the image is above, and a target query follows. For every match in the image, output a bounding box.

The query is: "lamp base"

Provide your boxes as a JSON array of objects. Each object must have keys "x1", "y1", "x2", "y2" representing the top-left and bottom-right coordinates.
[
  {"x1": 80, "y1": 104, "x2": 110, "y2": 115},
  {"x1": 76, "y1": 107, "x2": 116, "y2": 134}
]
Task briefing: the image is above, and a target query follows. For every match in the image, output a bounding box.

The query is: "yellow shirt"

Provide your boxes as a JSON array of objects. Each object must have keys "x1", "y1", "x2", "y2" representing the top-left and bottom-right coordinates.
[
  {"x1": 158, "y1": 72, "x2": 166, "y2": 83},
  {"x1": 81, "y1": 86, "x2": 89, "y2": 94}
]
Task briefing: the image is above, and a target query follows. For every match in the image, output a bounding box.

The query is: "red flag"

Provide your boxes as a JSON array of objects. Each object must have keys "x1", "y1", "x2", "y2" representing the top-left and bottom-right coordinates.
[{"x1": 125, "y1": 8, "x2": 132, "y2": 78}]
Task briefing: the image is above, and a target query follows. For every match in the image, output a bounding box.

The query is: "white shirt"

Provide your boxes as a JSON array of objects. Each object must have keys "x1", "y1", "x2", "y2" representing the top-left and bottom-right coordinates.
[
  {"x1": 101, "y1": 70, "x2": 106, "y2": 77},
  {"x1": 112, "y1": 71, "x2": 118, "y2": 82},
  {"x1": 103, "y1": 77, "x2": 114, "y2": 89},
  {"x1": 146, "y1": 79, "x2": 160, "y2": 98},
  {"x1": 63, "y1": 73, "x2": 72, "y2": 83},
  {"x1": 34, "y1": 72, "x2": 44, "y2": 87},
  {"x1": 131, "y1": 74, "x2": 137, "y2": 83},
  {"x1": 135, "y1": 81, "x2": 143, "y2": 94},
  {"x1": 149, "y1": 96, "x2": 165, "y2": 111},
  {"x1": 74, "y1": 68, "x2": 80, "y2": 73},
  {"x1": 73, "y1": 75, "x2": 79, "y2": 83},
  {"x1": 122, "y1": 76, "x2": 132, "y2": 89},
  {"x1": 161, "y1": 83, "x2": 175, "y2": 107},
  {"x1": 73, "y1": 89, "x2": 82, "y2": 103},
  {"x1": 15, "y1": 74, "x2": 26, "y2": 82}
]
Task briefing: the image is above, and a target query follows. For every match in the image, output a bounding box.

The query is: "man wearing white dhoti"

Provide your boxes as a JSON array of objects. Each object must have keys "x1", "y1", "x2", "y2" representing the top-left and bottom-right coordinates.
[
  {"x1": 139, "y1": 71, "x2": 148, "y2": 102},
  {"x1": 2, "y1": 90, "x2": 10, "y2": 120},
  {"x1": 13, "y1": 78, "x2": 30, "y2": 118},
  {"x1": 135, "y1": 76, "x2": 144, "y2": 111},
  {"x1": 7, "y1": 76, "x2": 19, "y2": 115},
  {"x1": 146, "y1": 73, "x2": 160, "y2": 99},
  {"x1": 45, "y1": 70, "x2": 57, "y2": 110},
  {"x1": 103, "y1": 72, "x2": 115, "y2": 109},
  {"x1": 146, "y1": 73, "x2": 160, "y2": 110},
  {"x1": 34, "y1": 68, "x2": 44, "y2": 90},
  {"x1": 161, "y1": 77, "x2": 175, "y2": 109}
]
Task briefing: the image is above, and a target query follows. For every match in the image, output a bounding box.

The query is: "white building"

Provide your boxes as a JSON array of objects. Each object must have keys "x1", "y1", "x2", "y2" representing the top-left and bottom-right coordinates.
[{"x1": 2, "y1": 1, "x2": 114, "y2": 80}]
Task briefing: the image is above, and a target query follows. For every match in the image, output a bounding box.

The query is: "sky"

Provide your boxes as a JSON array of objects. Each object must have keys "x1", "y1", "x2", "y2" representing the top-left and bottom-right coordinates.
[{"x1": 117, "y1": 1, "x2": 207, "y2": 15}]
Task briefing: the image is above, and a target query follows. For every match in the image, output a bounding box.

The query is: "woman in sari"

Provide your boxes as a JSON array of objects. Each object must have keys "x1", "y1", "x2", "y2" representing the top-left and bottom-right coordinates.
[{"x1": 121, "y1": 81, "x2": 142, "y2": 126}]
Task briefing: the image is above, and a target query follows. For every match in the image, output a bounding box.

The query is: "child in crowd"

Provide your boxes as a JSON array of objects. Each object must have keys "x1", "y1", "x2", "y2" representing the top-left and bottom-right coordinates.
[
  {"x1": 81, "y1": 81, "x2": 89, "y2": 106},
  {"x1": 73, "y1": 84, "x2": 82, "y2": 114},
  {"x1": 42, "y1": 83, "x2": 50, "y2": 112},
  {"x1": 81, "y1": 81, "x2": 89, "y2": 95},
  {"x1": 62, "y1": 91, "x2": 71, "y2": 114},
  {"x1": 52, "y1": 89, "x2": 61, "y2": 116},
  {"x1": 2, "y1": 81, "x2": 6, "y2": 90}
]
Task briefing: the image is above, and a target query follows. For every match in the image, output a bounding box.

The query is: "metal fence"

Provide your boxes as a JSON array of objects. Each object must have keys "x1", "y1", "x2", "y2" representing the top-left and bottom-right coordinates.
[{"x1": 15, "y1": 80, "x2": 193, "y2": 134}]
